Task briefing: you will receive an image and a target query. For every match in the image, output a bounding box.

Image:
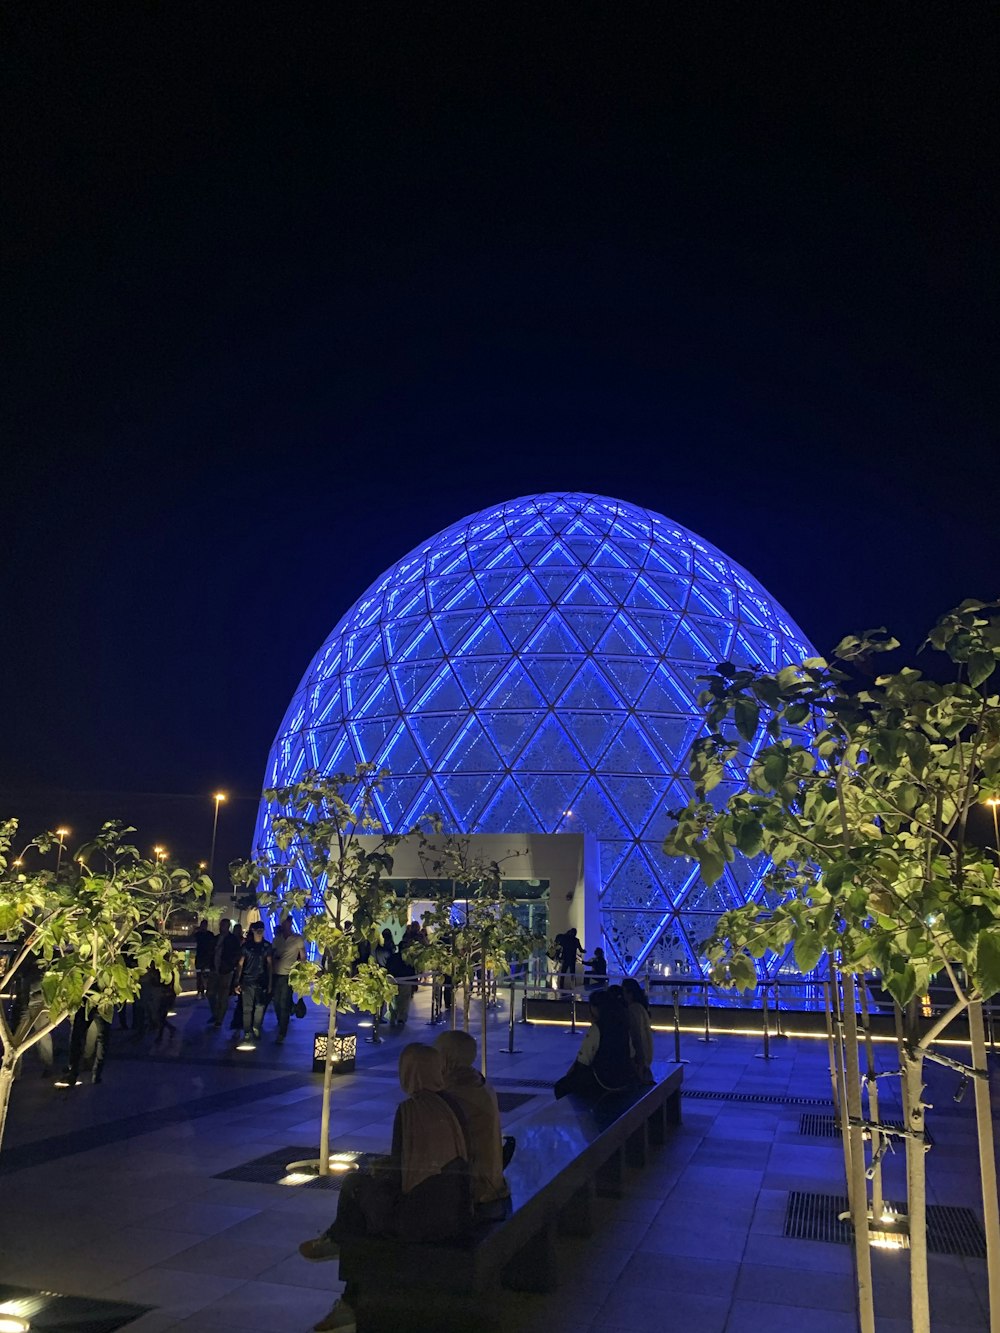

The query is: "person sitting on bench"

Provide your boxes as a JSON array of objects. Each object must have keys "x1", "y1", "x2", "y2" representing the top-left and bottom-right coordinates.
[
  {"x1": 554, "y1": 987, "x2": 637, "y2": 1100},
  {"x1": 300, "y1": 1043, "x2": 473, "y2": 1332},
  {"x1": 435, "y1": 1029, "x2": 511, "y2": 1221}
]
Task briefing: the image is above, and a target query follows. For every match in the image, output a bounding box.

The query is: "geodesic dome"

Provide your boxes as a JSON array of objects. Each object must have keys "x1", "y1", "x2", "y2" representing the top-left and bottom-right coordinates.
[{"x1": 255, "y1": 492, "x2": 814, "y2": 978}]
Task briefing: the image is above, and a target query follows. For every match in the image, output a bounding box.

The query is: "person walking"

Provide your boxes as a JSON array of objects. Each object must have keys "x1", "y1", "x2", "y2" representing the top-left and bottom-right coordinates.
[
  {"x1": 193, "y1": 918, "x2": 216, "y2": 998},
  {"x1": 234, "y1": 921, "x2": 273, "y2": 1042},
  {"x1": 209, "y1": 918, "x2": 242, "y2": 1027},
  {"x1": 271, "y1": 915, "x2": 305, "y2": 1043},
  {"x1": 554, "y1": 926, "x2": 585, "y2": 987}
]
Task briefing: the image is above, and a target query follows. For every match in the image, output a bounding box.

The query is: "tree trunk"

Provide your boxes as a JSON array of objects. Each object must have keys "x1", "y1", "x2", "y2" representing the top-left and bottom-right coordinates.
[
  {"x1": 842, "y1": 972, "x2": 876, "y2": 1333},
  {"x1": 0, "y1": 1056, "x2": 15, "y2": 1156},
  {"x1": 969, "y1": 1000, "x2": 1000, "y2": 1332},
  {"x1": 463, "y1": 969, "x2": 471, "y2": 1032},
  {"x1": 481, "y1": 975, "x2": 488, "y2": 1080},
  {"x1": 822, "y1": 977, "x2": 841, "y2": 1125},
  {"x1": 903, "y1": 1048, "x2": 931, "y2": 1333},
  {"x1": 858, "y1": 983, "x2": 884, "y2": 1222},
  {"x1": 831, "y1": 970, "x2": 854, "y2": 1200},
  {"x1": 318, "y1": 1005, "x2": 337, "y2": 1177}
]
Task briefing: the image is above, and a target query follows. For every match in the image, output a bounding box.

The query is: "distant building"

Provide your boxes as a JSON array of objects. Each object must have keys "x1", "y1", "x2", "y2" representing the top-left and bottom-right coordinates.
[{"x1": 255, "y1": 493, "x2": 814, "y2": 978}]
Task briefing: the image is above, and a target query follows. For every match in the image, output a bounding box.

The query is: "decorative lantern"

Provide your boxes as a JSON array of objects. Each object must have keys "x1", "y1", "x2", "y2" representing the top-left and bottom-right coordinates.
[{"x1": 313, "y1": 1031, "x2": 357, "y2": 1074}]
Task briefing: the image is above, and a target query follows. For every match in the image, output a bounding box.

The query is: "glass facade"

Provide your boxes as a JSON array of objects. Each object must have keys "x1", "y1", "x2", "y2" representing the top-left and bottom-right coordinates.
[{"x1": 255, "y1": 492, "x2": 814, "y2": 978}]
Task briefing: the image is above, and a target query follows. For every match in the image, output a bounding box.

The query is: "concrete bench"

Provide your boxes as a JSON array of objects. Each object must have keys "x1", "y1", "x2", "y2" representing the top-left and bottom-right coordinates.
[{"x1": 338, "y1": 1061, "x2": 683, "y2": 1332}]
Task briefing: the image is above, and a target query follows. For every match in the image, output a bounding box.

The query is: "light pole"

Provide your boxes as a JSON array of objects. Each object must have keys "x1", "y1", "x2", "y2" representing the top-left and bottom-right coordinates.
[
  {"x1": 55, "y1": 827, "x2": 70, "y2": 874},
  {"x1": 153, "y1": 845, "x2": 168, "y2": 864},
  {"x1": 209, "y1": 792, "x2": 227, "y2": 883}
]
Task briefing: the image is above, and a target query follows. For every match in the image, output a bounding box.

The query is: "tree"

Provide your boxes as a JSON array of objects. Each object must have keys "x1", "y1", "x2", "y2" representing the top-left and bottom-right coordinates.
[
  {"x1": 410, "y1": 831, "x2": 543, "y2": 1076},
  {"x1": 0, "y1": 819, "x2": 211, "y2": 1154},
  {"x1": 234, "y1": 764, "x2": 405, "y2": 1176},
  {"x1": 663, "y1": 602, "x2": 1000, "y2": 1333}
]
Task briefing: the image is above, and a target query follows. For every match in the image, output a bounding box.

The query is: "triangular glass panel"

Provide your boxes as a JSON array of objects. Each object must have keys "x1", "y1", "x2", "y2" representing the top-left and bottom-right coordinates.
[
  {"x1": 435, "y1": 578, "x2": 487, "y2": 613},
  {"x1": 496, "y1": 572, "x2": 548, "y2": 608},
  {"x1": 561, "y1": 572, "x2": 614, "y2": 608},
  {"x1": 525, "y1": 656, "x2": 583, "y2": 703},
  {"x1": 603, "y1": 904, "x2": 668, "y2": 974},
  {"x1": 639, "y1": 572, "x2": 690, "y2": 611},
  {"x1": 605, "y1": 850, "x2": 670, "y2": 912},
  {"x1": 434, "y1": 611, "x2": 482, "y2": 654},
  {"x1": 415, "y1": 667, "x2": 469, "y2": 715},
  {"x1": 306, "y1": 727, "x2": 353, "y2": 771},
  {"x1": 560, "y1": 610, "x2": 617, "y2": 650},
  {"x1": 517, "y1": 713, "x2": 587, "y2": 773},
  {"x1": 599, "y1": 656, "x2": 657, "y2": 706},
  {"x1": 687, "y1": 616, "x2": 734, "y2": 660},
  {"x1": 562, "y1": 777, "x2": 627, "y2": 838},
  {"x1": 638, "y1": 714, "x2": 700, "y2": 768},
  {"x1": 348, "y1": 716, "x2": 397, "y2": 764},
  {"x1": 593, "y1": 569, "x2": 639, "y2": 604},
  {"x1": 387, "y1": 583, "x2": 429, "y2": 620},
  {"x1": 645, "y1": 542, "x2": 691, "y2": 578},
  {"x1": 442, "y1": 717, "x2": 503, "y2": 772},
  {"x1": 688, "y1": 580, "x2": 733, "y2": 618},
  {"x1": 558, "y1": 660, "x2": 623, "y2": 712},
  {"x1": 519, "y1": 772, "x2": 587, "y2": 833},
  {"x1": 477, "y1": 710, "x2": 543, "y2": 764},
  {"x1": 475, "y1": 569, "x2": 523, "y2": 605},
  {"x1": 531, "y1": 565, "x2": 577, "y2": 603},
  {"x1": 533, "y1": 537, "x2": 577, "y2": 568},
  {"x1": 660, "y1": 662, "x2": 709, "y2": 708},
  {"x1": 675, "y1": 912, "x2": 732, "y2": 974},
  {"x1": 381, "y1": 723, "x2": 427, "y2": 776},
  {"x1": 460, "y1": 615, "x2": 510, "y2": 657},
  {"x1": 375, "y1": 776, "x2": 432, "y2": 831},
  {"x1": 493, "y1": 607, "x2": 547, "y2": 650},
  {"x1": 600, "y1": 716, "x2": 668, "y2": 777},
  {"x1": 563, "y1": 533, "x2": 602, "y2": 564},
  {"x1": 590, "y1": 541, "x2": 633, "y2": 570},
  {"x1": 598, "y1": 616, "x2": 654, "y2": 659},
  {"x1": 728, "y1": 851, "x2": 769, "y2": 905},
  {"x1": 427, "y1": 544, "x2": 471, "y2": 577},
  {"x1": 599, "y1": 838, "x2": 632, "y2": 887},
  {"x1": 383, "y1": 615, "x2": 427, "y2": 658},
  {"x1": 643, "y1": 916, "x2": 704, "y2": 979},
  {"x1": 599, "y1": 773, "x2": 672, "y2": 837},
  {"x1": 437, "y1": 773, "x2": 496, "y2": 830},
  {"x1": 343, "y1": 667, "x2": 386, "y2": 711},
  {"x1": 734, "y1": 627, "x2": 778, "y2": 669},
  {"x1": 478, "y1": 778, "x2": 536, "y2": 834},
  {"x1": 524, "y1": 611, "x2": 585, "y2": 656},
  {"x1": 395, "y1": 621, "x2": 440, "y2": 664},
  {"x1": 343, "y1": 627, "x2": 383, "y2": 669},
  {"x1": 560, "y1": 709, "x2": 624, "y2": 769},
  {"x1": 628, "y1": 576, "x2": 681, "y2": 613},
  {"x1": 634, "y1": 846, "x2": 700, "y2": 909},
  {"x1": 482, "y1": 662, "x2": 545, "y2": 711},
  {"x1": 627, "y1": 610, "x2": 684, "y2": 654},
  {"x1": 679, "y1": 876, "x2": 742, "y2": 915},
  {"x1": 313, "y1": 685, "x2": 344, "y2": 728},
  {"x1": 389, "y1": 661, "x2": 439, "y2": 708},
  {"x1": 407, "y1": 711, "x2": 465, "y2": 766},
  {"x1": 478, "y1": 542, "x2": 525, "y2": 573},
  {"x1": 354, "y1": 675, "x2": 399, "y2": 721},
  {"x1": 450, "y1": 656, "x2": 509, "y2": 707}
]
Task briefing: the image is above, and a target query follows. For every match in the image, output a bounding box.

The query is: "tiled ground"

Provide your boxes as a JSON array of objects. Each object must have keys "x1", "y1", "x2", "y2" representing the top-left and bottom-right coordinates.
[{"x1": 0, "y1": 989, "x2": 994, "y2": 1332}]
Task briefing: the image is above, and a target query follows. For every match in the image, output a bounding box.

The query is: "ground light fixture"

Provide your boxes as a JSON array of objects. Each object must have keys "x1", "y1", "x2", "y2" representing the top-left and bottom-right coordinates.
[{"x1": 280, "y1": 1151, "x2": 362, "y2": 1185}]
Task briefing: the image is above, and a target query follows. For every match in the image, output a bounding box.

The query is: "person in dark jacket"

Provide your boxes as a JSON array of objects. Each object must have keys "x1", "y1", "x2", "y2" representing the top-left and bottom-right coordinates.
[
  {"x1": 209, "y1": 919, "x2": 242, "y2": 1026},
  {"x1": 193, "y1": 919, "x2": 216, "y2": 997},
  {"x1": 234, "y1": 921, "x2": 273, "y2": 1041},
  {"x1": 299, "y1": 1043, "x2": 472, "y2": 1331},
  {"x1": 554, "y1": 988, "x2": 636, "y2": 1099}
]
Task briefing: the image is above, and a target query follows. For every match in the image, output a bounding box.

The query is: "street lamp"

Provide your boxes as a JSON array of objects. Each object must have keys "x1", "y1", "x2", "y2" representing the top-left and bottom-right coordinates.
[
  {"x1": 55, "y1": 828, "x2": 70, "y2": 874},
  {"x1": 153, "y1": 844, "x2": 167, "y2": 864},
  {"x1": 209, "y1": 792, "x2": 227, "y2": 883}
]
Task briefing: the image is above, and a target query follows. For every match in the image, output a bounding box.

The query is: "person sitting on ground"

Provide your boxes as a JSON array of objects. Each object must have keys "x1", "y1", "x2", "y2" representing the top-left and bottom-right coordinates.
[
  {"x1": 583, "y1": 946, "x2": 608, "y2": 989},
  {"x1": 622, "y1": 977, "x2": 655, "y2": 1084},
  {"x1": 435, "y1": 1029, "x2": 511, "y2": 1219},
  {"x1": 554, "y1": 987, "x2": 637, "y2": 1100},
  {"x1": 300, "y1": 1043, "x2": 472, "y2": 1332}
]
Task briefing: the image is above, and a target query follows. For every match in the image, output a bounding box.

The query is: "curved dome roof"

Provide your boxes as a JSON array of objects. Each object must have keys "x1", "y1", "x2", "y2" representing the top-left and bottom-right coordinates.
[{"x1": 256, "y1": 492, "x2": 814, "y2": 977}]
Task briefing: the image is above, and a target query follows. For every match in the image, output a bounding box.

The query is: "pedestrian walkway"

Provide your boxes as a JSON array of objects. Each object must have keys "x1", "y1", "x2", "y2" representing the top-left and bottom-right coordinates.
[{"x1": 0, "y1": 986, "x2": 993, "y2": 1331}]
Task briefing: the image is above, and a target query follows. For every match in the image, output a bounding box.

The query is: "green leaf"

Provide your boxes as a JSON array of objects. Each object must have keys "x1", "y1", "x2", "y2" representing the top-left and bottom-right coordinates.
[
  {"x1": 976, "y1": 930, "x2": 1000, "y2": 999},
  {"x1": 968, "y1": 652, "x2": 996, "y2": 689},
  {"x1": 736, "y1": 819, "x2": 764, "y2": 858},
  {"x1": 794, "y1": 932, "x2": 823, "y2": 974},
  {"x1": 734, "y1": 697, "x2": 760, "y2": 742},
  {"x1": 885, "y1": 963, "x2": 917, "y2": 1007},
  {"x1": 762, "y1": 751, "x2": 788, "y2": 788}
]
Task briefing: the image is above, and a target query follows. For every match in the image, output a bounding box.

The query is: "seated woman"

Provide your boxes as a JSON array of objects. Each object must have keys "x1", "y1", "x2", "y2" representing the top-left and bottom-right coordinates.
[
  {"x1": 554, "y1": 988, "x2": 637, "y2": 1099},
  {"x1": 583, "y1": 945, "x2": 608, "y2": 989},
  {"x1": 435, "y1": 1029, "x2": 511, "y2": 1220},
  {"x1": 301, "y1": 1044, "x2": 472, "y2": 1332},
  {"x1": 622, "y1": 977, "x2": 655, "y2": 1084}
]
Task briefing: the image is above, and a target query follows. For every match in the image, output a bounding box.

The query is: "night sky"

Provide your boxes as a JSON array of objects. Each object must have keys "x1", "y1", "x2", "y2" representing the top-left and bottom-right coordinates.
[{"x1": 4, "y1": 9, "x2": 998, "y2": 872}]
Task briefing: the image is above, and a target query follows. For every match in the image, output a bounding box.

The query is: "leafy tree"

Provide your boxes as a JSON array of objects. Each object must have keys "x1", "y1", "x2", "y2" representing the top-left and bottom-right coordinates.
[
  {"x1": 663, "y1": 601, "x2": 1000, "y2": 1333},
  {"x1": 0, "y1": 819, "x2": 211, "y2": 1152},
  {"x1": 410, "y1": 831, "x2": 543, "y2": 1076},
  {"x1": 234, "y1": 764, "x2": 405, "y2": 1176}
]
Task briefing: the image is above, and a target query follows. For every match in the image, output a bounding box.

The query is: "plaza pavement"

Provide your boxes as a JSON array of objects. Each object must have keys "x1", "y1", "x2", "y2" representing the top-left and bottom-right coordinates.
[{"x1": 0, "y1": 987, "x2": 994, "y2": 1332}]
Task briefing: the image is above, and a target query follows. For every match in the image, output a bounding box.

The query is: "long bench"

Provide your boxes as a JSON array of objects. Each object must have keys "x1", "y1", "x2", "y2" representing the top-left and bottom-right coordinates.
[{"x1": 338, "y1": 1060, "x2": 684, "y2": 1332}]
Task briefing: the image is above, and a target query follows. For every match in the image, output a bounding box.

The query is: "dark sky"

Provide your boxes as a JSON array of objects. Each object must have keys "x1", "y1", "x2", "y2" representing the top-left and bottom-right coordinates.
[{"x1": 3, "y1": 8, "x2": 998, "y2": 871}]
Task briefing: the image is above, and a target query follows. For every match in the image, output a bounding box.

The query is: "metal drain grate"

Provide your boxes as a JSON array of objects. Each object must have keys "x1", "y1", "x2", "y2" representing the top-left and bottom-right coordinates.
[
  {"x1": 684, "y1": 1088, "x2": 831, "y2": 1106},
  {"x1": 216, "y1": 1145, "x2": 382, "y2": 1189},
  {"x1": 798, "y1": 1113, "x2": 932, "y2": 1145},
  {"x1": 784, "y1": 1191, "x2": 986, "y2": 1258},
  {"x1": 492, "y1": 1077, "x2": 556, "y2": 1089}
]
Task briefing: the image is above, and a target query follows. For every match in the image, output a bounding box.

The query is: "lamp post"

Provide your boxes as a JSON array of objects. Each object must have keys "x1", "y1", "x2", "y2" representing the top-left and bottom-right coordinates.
[
  {"x1": 153, "y1": 845, "x2": 167, "y2": 864},
  {"x1": 209, "y1": 792, "x2": 227, "y2": 882},
  {"x1": 55, "y1": 827, "x2": 70, "y2": 874}
]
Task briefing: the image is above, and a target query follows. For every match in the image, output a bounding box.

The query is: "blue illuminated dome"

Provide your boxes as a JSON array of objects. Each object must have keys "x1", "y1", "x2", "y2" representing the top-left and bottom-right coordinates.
[{"x1": 256, "y1": 493, "x2": 814, "y2": 977}]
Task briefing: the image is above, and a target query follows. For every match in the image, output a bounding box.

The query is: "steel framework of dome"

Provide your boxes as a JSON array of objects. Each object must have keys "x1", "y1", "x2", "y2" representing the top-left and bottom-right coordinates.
[{"x1": 255, "y1": 492, "x2": 814, "y2": 978}]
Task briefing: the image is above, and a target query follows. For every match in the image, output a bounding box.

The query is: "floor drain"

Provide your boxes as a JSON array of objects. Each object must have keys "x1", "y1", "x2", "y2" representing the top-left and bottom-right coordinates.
[
  {"x1": 784, "y1": 1191, "x2": 986, "y2": 1258},
  {"x1": 215, "y1": 1145, "x2": 381, "y2": 1188},
  {"x1": 685, "y1": 1089, "x2": 830, "y2": 1106}
]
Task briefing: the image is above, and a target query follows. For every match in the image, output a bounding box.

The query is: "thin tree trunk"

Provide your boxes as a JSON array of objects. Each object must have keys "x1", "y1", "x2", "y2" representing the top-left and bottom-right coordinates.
[
  {"x1": 903, "y1": 1036, "x2": 931, "y2": 1333},
  {"x1": 858, "y1": 982, "x2": 884, "y2": 1222},
  {"x1": 822, "y1": 976, "x2": 841, "y2": 1125},
  {"x1": 842, "y1": 972, "x2": 876, "y2": 1333},
  {"x1": 0, "y1": 1057, "x2": 15, "y2": 1155},
  {"x1": 463, "y1": 969, "x2": 471, "y2": 1032},
  {"x1": 481, "y1": 975, "x2": 488, "y2": 1080},
  {"x1": 832, "y1": 969, "x2": 854, "y2": 1200},
  {"x1": 318, "y1": 1005, "x2": 337, "y2": 1177},
  {"x1": 969, "y1": 1000, "x2": 1000, "y2": 1332}
]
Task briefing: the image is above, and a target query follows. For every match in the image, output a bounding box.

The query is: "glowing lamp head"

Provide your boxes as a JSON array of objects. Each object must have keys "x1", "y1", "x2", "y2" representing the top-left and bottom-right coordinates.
[{"x1": 214, "y1": 791, "x2": 227, "y2": 804}]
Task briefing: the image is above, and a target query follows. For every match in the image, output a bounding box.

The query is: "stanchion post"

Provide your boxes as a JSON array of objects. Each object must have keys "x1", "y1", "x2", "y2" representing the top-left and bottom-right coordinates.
[
  {"x1": 755, "y1": 985, "x2": 773, "y2": 1060},
  {"x1": 671, "y1": 986, "x2": 690, "y2": 1064},
  {"x1": 697, "y1": 981, "x2": 714, "y2": 1043},
  {"x1": 500, "y1": 974, "x2": 522, "y2": 1055},
  {"x1": 566, "y1": 973, "x2": 578, "y2": 1036}
]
